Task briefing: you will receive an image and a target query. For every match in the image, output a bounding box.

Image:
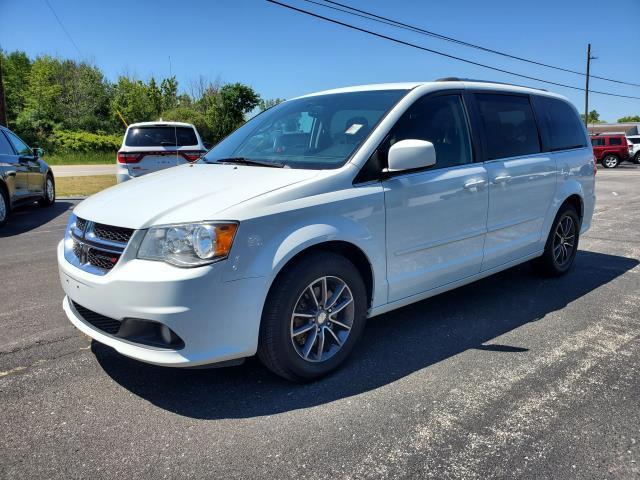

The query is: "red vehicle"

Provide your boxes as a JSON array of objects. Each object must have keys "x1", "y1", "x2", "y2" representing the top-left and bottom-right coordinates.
[{"x1": 590, "y1": 133, "x2": 630, "y2": 168}]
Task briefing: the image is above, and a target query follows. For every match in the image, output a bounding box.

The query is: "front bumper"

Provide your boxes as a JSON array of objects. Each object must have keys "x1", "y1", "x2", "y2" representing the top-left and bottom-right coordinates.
[{"x1": 58, "y1": 240, "x2": 268, "y2": 367}]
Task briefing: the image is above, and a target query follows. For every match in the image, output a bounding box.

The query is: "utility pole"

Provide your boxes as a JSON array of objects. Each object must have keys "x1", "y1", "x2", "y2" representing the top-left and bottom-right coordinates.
[
  {"x1": 584, "y1": 43, "x2": 595, "y2": 132},
  {"x1": 0, "y1": 49, "x2": 8, "y2": 128}
]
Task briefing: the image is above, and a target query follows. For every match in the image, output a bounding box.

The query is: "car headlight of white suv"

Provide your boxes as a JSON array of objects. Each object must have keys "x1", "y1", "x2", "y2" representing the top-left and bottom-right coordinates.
[{"x1": 137, "y1": 222, "x2": 238, "y2": 267}]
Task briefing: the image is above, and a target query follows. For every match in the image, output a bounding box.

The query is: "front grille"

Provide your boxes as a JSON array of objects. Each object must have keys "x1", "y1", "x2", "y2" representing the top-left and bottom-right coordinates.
[
  {"x1": 87, "y1": 248, "x2": 121, "y2": 270},
  {"x1": 66, "y1": 217, "x2": 134, "y2": 275},
  {"x1": 93, "y1": 223, "x2": 134, "y2": 244},
  {"x1": 72, "y1": 301, "x2": 121, "y2": 334}
]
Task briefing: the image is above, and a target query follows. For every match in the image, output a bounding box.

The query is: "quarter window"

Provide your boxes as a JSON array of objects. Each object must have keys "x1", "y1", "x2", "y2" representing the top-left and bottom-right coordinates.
[
  {"x1": 475, "y1": 94, "x2": 540, "y2": 160},
  {"x1": 535, "y1": 97, "x2": 587, "y2": 151},
  {"x1": 0, "y1": 132, "x2": 14, "y2": 155},
  {"x1": 385, "y1": 94, "x2": 473, "y2": 169},
  {"x1": 609, "y1": 137, "x2": 622, "y2": 145}
]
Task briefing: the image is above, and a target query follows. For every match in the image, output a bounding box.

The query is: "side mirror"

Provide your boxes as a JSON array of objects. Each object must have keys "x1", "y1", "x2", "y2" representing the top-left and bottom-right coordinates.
[
  {"x1": 33, "y1": 147, "x2": 45, "y2": 158},
  {"x1": 387, "y1": 139, "x2": 436, "y2": 172}
]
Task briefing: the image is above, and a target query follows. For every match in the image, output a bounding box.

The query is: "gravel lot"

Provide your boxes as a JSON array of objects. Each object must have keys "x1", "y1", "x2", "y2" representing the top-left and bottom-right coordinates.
[{"x1": 1, "y1": 166, "x2": 639, "y2": 479}]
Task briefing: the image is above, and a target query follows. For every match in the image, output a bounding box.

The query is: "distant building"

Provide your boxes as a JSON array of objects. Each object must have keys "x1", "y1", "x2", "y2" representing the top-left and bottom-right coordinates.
[{"x1": 587, "y1": 123, "x2": 640, "y2": 135}]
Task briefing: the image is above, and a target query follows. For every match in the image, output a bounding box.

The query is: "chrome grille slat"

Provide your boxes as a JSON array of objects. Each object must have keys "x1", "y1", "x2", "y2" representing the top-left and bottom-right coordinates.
[{"x1": 66, "y1": 216, "x2": 134, "y2": 275}]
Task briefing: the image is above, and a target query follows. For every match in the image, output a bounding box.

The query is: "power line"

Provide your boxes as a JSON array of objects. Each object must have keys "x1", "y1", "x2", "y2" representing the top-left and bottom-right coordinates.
[
  {"x1": 319, "y1": 0, "x2": 640, "y2": 88},
  {"x1": 44, "y1": 0, "x2": 82, "y2": 57},
  {"x1": 266, "y1": 0, "x2": 640, "y2": 100}
]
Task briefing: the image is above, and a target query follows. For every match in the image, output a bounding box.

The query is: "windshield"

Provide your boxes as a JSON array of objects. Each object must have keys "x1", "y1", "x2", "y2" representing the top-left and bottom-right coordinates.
[{"x1": 201, "y1": 89, "x2": 407, "y2": 169}]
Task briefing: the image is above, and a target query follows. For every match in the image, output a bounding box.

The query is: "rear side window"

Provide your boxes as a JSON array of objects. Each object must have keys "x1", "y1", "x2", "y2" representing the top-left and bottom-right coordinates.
[
  {"x1": 609, "y1": 137, "x2": 622, "y2": 145},
  {"x1": 534, "y1": 97, "x2": 587, "y2": 151},
  {"x1": 125, "y1": 126, "x2": 198, "y2": 147},
  {"x1": 0, "y1": 132, "x2": 14, "y2": 155},
  {"x1": 591, "y1": 138, "x2": 605, "y2": 146},
  {"x1": 475, "y1": 94, "x2": 540, "y2": 160}
]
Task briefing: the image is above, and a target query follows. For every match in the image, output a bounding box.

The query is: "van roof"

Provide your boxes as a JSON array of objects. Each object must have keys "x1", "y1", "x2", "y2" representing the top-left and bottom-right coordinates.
[{"x1": 296, "y1": 80, "x2": 566, "y2": 101}]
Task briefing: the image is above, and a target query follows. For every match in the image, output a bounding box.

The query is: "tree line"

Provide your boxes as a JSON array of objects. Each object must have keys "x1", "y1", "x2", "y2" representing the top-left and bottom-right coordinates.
[{"x1": 0, "y1": 50, "x2": 282, "y2": 151}]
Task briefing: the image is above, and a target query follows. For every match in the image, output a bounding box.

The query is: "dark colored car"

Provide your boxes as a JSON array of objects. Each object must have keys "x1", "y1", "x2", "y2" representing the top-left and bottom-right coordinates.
[
  {"x1": 0, "y1": 126, "x2": 55, "y2": 227},
  {"x1": 590, "y1": 133, "x2": 630, "y2": 168}
]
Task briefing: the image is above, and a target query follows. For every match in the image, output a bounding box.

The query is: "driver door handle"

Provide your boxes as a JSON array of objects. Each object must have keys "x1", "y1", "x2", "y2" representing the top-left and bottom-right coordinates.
[
  {"x1": 463, "y1": 179, "x2": 487, "y2": 190},
  {"x1": 492, "y1": 175, "x2": 512, "y2": 184}
]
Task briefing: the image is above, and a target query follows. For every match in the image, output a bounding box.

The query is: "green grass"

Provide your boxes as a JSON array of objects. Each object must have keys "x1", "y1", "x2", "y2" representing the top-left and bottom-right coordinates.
[
  {"x1": 46, "y1": 151, "x2": 116, "y2": 165},
  {"x1": 56, "y1": 175, "x2": 117, "y2": 197}
]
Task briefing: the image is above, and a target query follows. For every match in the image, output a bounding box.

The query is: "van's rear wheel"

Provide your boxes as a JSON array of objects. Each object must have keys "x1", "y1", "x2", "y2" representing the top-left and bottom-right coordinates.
[
  {"x1": 602, "y1": 154, "x2": 620, "y2": 168},
  {"x1": 258, "y1": 252, "x2": 367, "y2": 382},
  {"x1": 532, "y1": 204, "x2": 580, "y2": 277}
]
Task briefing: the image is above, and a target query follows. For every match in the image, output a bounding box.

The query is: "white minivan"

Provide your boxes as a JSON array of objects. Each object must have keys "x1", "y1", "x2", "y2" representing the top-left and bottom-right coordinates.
[
  {"x1": 59, "y1": 80, "x2": 596, "y2": 381},
  {"x1": 116, "y1": 121, "x2": 207, "y2": 183}
]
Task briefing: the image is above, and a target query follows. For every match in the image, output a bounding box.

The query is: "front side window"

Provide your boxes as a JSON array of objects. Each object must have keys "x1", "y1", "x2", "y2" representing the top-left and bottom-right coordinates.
[
  {"x1": 202, "y1": 89, "x2": 407, "y2": 169},
  {"x1": 125, "y1": 127, "x2": 198, "y2": 147},
  {"x1": 476, "y1": 94, "x2": 540, "y2": 160},
  {"x1": 5, "y1": 131, "x2": 31, "y2": 156},
  {"x1": 609, "y1": 137, "x2": 622, "y2": 145},
  {"x1": 535, "y1": 96, "x2": 587, "y2": 151},
  {"x1": 383, "y1": 94, "x2": 473, "y2": 169}
]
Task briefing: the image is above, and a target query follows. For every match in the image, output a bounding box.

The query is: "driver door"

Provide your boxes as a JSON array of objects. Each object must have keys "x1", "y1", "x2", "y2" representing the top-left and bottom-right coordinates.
[{"x1": 382, "y1": 93, "x2": 489, "y2": 302}]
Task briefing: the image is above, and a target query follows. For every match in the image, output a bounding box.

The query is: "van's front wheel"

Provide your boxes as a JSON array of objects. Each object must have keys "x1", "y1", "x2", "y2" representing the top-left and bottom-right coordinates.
[{"x1": 258, "y1": 252, "x2": 367, "y2": 382}]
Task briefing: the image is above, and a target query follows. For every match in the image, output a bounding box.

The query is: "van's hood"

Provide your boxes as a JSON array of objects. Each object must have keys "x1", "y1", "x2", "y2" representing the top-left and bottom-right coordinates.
[{"x1": 73, "y1": 163, "x2": 318, "y2": 229}]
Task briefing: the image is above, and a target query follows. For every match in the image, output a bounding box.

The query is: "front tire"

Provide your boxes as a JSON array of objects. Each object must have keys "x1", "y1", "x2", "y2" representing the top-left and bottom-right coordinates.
[
  {"x1": 38, "y1": 175, "x2": 55, "y2": 207},
  {"x1": 601, "y1": 154, "x2": 620, "y2": 168},
  {"x1": 532, "y1": 204, "x2": 580, "y2": 277},
  {"x1": 258, "y1": 251, "x2": 368, "y2": 382},
  {"x1": 633, "y1": 152, "x2": 640, "y2": 165}
]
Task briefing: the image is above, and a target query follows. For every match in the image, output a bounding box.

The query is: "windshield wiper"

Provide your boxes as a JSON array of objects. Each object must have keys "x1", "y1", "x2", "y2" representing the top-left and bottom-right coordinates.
[
  {"x1": 212, "y1": 157, "x2": 285, "y2": 168},
  {"x1": 160, "y1": 141, "x2": 177, "y2": 147}
]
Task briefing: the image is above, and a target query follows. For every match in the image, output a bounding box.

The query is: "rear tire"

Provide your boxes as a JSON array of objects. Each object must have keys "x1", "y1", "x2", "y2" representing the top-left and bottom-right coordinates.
[
  {"x1": 601, "y1": 154, "x2": 620, "y2": 168},
  {"x1": 532, "y1": 204, "x2": 580, "y2": 277},
  {"x1": 0, "y1": 187, "x2": 9, "y2": 227},
  {"x1": 258, "y1": 251, "x2": 368, "y2": 382},
  {"x1": 38, "y1": 175, "x2": 55, "y2": 207}
]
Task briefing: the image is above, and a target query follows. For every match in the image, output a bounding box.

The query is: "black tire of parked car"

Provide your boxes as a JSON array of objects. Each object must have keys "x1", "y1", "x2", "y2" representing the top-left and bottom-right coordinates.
[
  {"x1": 0, "y1": 186, "x2": 9, "y2": 227},
  {"x1": 38, "y1": 174, "x2": 55, "y2": 207},
  {"x1": 532, "y1": 203, "x2": 581, "y2": 277},
  {"x1": 633, "y1": 152, "x2": 640, "y2": 165},
  {"x1": 258, "y1": 251, "x2": 368, "y2": 382},
  {"x1": 601, "y1": 154, "x2": 620, "y2": 168}
]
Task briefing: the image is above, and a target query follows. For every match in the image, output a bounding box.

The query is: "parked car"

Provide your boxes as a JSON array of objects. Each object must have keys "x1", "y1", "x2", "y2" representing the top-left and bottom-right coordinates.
[
  {"x1": 626, "y1": 135, "x2": 640, "y2": 164},
  {"x1": 0, "y1": 126, "x2": 55, "y2": 227},
  {"x1": 58, "y1": 80, "x2": 595, "y2": 381},
  {"x1": 116, "y1": 121, "x2": 207, "y2": 183},
  {"x1": 590, "y1": 133, "x2": 630, "y2": 168}
]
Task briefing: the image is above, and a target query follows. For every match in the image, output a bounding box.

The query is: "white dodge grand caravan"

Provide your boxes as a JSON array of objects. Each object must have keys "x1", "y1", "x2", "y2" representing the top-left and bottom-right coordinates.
[{"x1": 58, "y1": 80, "x2": 596, "y2": 381}]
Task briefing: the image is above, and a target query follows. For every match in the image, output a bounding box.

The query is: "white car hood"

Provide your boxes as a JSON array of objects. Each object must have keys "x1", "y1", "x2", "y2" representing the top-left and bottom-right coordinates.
[{"x1": 73, "y1": 163, "x2": 318, "y2": 229}]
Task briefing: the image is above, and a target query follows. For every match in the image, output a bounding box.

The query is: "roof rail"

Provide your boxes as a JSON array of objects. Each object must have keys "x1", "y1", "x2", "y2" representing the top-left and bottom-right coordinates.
[{"x1": 435, "y1": 77, "x2": 548, "y2": 92}]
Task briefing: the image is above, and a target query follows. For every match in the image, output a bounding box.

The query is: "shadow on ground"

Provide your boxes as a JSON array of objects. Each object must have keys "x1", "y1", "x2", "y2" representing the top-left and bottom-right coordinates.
[
  {"x1": 93, "y1": 250, "x2": 638, "y2": 419},
  {"x1": 0, "y1": 201, "x2": 74, "y2": 237}
]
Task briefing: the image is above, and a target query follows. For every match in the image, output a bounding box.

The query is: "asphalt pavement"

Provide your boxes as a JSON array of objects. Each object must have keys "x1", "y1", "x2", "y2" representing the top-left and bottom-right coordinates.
[{"x1": 1, "y1": 166, "x2": 639, "y2": 479}]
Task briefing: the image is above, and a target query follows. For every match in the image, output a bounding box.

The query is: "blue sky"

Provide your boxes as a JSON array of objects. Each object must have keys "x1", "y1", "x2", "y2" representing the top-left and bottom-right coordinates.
[{"x1": 2, "y1": 0, "x2": 639, "y2": 121}]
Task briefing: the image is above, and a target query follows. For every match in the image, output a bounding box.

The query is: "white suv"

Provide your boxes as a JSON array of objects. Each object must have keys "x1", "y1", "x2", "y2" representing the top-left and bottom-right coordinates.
[
  {"x1": 58, "y1": 80, "x2": 596, "y2": 381},
  {"x1": 626, "y1": 135, "x2": 640, "y2": 164},
  {"x1": 116, "y1": 121, "x2": 207, "y2": 183}
]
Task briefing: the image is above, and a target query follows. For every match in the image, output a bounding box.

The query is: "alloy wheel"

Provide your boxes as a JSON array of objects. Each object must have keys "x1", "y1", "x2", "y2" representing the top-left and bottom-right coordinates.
[
  {"x1": 553, "y1": 215, "x2": 576, "y2": 267},
  {"x1": 603, "y1": 155, "x2": 618, "y2": 168},
  {"x1": 0, "y1": 193, "x2": 6, "y2": 222},
  {"x1": 46, "y1": 178, "x2": 55, "y2": 202},
  {"x1": 290, "y1": 276, "x2": 354, "y2": 363}
]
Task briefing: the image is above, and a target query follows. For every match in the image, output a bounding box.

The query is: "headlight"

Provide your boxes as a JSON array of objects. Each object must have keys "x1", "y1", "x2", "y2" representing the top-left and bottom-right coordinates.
[{"x1": 137, "y1": 222, "x2": 238, "y2": 267}]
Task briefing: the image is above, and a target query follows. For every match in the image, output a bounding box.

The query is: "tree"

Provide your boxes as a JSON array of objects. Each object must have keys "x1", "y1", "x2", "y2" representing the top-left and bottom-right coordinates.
[
  {"x1": 207, "y1": 83, "x2": 260, "y2": 143},
  {"x1": 259, "y1": 98, "x2": 285, "y2": 111},
  {"x1": 161, "y1": 76, "x2": 178, "y2": 112},
  {"x1": 148, "y1": 77, "x2": 163, "y2": 118},
  {"x1": 0, "y1": 50, "x2": 31, "y2": 126},
  {"x1": 110, "y1": 76, "x2": 157, "y2": 127},
  {"x1": 580, "y1": 110, "x2": 603, "y2": 124},
  {"x1": 617, "y1": 115, "x2": 640, "y2": 123}
]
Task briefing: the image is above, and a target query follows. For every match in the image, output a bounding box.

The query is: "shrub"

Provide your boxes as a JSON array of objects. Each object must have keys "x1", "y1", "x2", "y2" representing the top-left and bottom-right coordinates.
[{"x1": 49, "y1": 129, "x2": 122, "y2": 152}]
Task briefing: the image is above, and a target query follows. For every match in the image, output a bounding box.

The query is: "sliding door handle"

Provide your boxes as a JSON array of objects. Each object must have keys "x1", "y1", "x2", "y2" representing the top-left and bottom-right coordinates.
[
  {"x1": 463, "y1": 179, "x2": 487, "y2": 191},
  {"x1": 492, "y1": 175, "x2": 512, "y2": 184}
]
